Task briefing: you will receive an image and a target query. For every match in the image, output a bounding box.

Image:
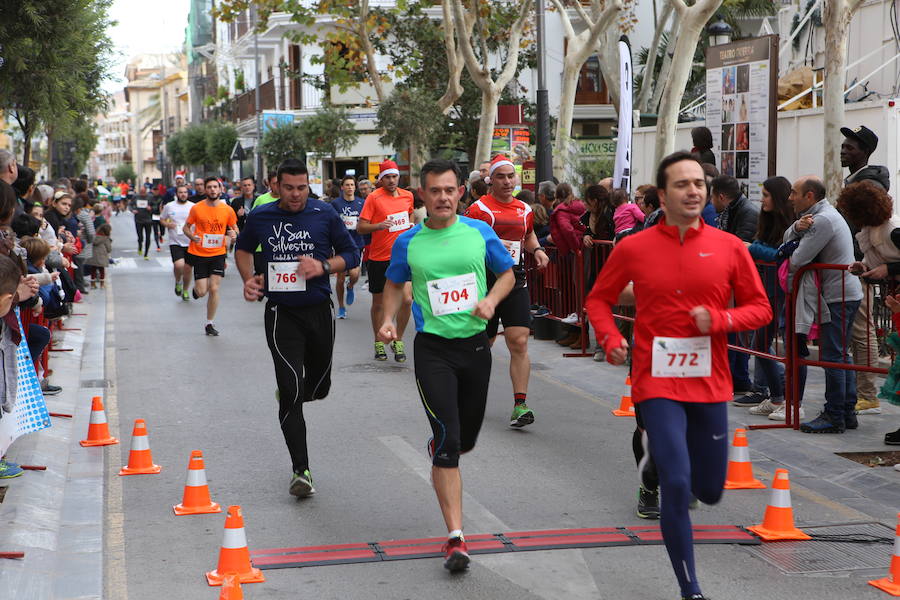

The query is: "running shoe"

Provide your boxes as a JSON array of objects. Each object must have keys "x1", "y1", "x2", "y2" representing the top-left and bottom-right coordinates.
[
  {"x1": 592, "y1": 348, "x2": 605, "y2": 362},
  {"x1": 289, "y1": 469, "x2": 315, "y2": 498},
  {"x1": 0, "y1": 459, "x2": 24, "y2": 479},
  {"x1": 733, "y1": 390, "x2": 767, "y2": 407},
  {"x1": 561, "y1": 312, "x2": 579, "y2": 324},
  {"x1": 509, "y1": 404, "x2": 535, "y2": 428},
  {"x1": 845, "y1": 412, "x2": 859, "y2": 430},
  {"x1": 636, "y1": 485, "x2": 660, "y2": 519},
  {"x1": 799, "y1": 412, "x2": 845, "y2": 434},
  {"x1": 768, "y1": 403, "x2": 804, "y2": 421},
  {"x1": 442, "y1": 537, "x2": 470, "y2": 572},
  {"x1": 533, "y1": 306, "x2": 550, "y2": 317},
  {"x1": 391, "y1": 340, "x2": 406, "y2": 363},
  {"x1": 40, "y1": 382, "x2": 62, "y2": 396},
  {"x1": 205, "y1": 324, "x2": 220, "y2": 337},
  {"x1": 748, "y1": 398, "x2": 780, "y2": 416},
  {"x1": 337, "y1": 307, "x2": 347, "y2": 319},
  {"x1": 182, "y1": 289, "x2": 190, "y2": 302},
  {"x1": 682, "y1": 595, "x2": 711, "y2": 600},
  {"x1": 346, "y1": 286, "x2": 355, "y2": 306},
  {"x1": 854, "y1": 398, "x2": 882, "y2": 414},
  {"x1": 143, "y1": 255, "x2": 150, "y2": 261},
  {"x1": 175, "y1": 283, "x2": 183, "y2": 297},
  {"x1": 374, "y1": 341, "x2": 388, "y2": 361}
]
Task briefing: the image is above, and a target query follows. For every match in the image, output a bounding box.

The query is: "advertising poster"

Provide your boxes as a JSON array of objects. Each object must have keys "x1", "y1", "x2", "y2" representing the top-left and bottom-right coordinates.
[{"x1": 705, "y1": 35, "x2": 778, "y2": 201}]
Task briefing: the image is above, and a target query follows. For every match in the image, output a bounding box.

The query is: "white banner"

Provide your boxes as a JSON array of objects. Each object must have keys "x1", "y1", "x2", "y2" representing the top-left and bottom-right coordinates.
[
  {"x1": 613, "y1": 36, "x2": 633, "y2": 194},
  {"x1": 0, "y1": 310, "x2": 52, "y2": 456}
]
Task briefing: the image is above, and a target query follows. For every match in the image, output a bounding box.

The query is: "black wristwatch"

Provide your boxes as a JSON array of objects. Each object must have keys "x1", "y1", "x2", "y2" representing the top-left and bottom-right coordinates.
[{"x1": 320, "y1": 259, "x2": 332, "y2": 275}]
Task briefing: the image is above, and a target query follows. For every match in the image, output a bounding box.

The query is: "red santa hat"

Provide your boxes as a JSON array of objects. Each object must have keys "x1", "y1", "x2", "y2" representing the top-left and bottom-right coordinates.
[
  {"x1": 377, "y1": 159, "x2": 400, "y2": 181},
  {"x1": 174, "y1": 171, "x2": 186, "y2": 179},
  {"x1": 486, "y1": 154, "x2": 515, "y2": 183}
]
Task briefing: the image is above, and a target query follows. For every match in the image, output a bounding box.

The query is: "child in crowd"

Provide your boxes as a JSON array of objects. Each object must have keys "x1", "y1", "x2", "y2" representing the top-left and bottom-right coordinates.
[
  {"x1": 86, "y1": 223, "x2": 112, "y2": 288},
  {"x1": 612, "y1": 188, "x2": 645, "y2": 241},
  {"x1": 92, "y1": 204, "x2": 106, "y2": 230}
]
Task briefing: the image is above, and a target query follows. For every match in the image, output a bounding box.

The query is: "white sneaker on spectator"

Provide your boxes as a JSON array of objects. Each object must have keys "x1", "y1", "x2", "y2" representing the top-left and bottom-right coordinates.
[
  {"x1": 768, "y1": 403, "x2": 804, "y2": 421},
  {"x1": 561, "y1": 313, "x2": 579, "y2": 325},
  {"x1": 749, "y1": 398, "x2": 780, "y2": 416}
]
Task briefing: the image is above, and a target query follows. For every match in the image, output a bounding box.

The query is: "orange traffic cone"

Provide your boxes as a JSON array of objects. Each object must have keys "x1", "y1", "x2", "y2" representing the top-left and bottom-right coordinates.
[
  {"x1": 723, "y1": 429, "x2": 766, "y2": 490},
  {"x1": 118, "y1": 419, "x2": 161, "y2": 476},
  {"x1": 206, "y1": 505, "x2": 265, "y2": 586},
  {"x1": 869, "y1": 513, "x2": 900, "y2": 596},
  {"x1": 79, "y1": 396, "x2": 119, "y2": 447},
  {"x1": 219, "y1": 574, "x2": 244, "y2": 600},
  {"x1": 174, "y1": 450, "x2": 221, "y2": 515},
  {"x1": 747, "y1": 469, "x2": 810, "y2": 541},
  {"x1": 612, "y1": 374, "x2": 635, "y2": 417}
]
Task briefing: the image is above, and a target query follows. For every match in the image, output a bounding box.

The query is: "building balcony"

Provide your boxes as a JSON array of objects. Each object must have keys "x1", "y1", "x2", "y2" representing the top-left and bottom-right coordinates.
[{"x1": 214, "y1": 79, "x2": 276, "y2": 123}]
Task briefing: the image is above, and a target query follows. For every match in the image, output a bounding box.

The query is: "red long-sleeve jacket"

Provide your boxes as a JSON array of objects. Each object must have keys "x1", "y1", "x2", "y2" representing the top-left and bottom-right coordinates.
[{"x1": 585, "y1": 218, "x2": 772, "y2": 404}]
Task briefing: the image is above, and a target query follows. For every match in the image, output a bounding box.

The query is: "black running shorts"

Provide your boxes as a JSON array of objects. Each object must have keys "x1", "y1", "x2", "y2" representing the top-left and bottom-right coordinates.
[
  {"x1": 486, "y1": 285, "x2": 532, "y2": 338},
  {"x1": 169, "y1": 244, "x2": 187, "y2": 262},
  {"x1": 186, "y1": 252, "x2": 226, "y2": 280},
  {"x1": 367, "y1": 259, "x2": 390, "y2": 294}
]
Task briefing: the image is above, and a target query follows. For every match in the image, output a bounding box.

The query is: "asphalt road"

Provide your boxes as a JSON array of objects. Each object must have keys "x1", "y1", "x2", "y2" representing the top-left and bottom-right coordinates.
[{"x1": 105, "y1": 210, "x2": 898, "y2": 600}]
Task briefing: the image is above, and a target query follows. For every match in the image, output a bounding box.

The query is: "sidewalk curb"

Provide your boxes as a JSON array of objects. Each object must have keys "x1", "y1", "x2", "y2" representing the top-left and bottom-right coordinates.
[{"x1": 0, "y1": 295, "x2": 107, "y2": 600}]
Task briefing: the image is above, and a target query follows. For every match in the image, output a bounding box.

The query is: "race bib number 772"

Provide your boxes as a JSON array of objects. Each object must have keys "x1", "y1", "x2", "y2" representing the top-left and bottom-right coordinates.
[{"x1": 651, "y1": 336, "x2": 711, "y2": 378}]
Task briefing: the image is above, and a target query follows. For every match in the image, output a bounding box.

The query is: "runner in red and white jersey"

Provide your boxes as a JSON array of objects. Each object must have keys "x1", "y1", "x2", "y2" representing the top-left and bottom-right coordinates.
[{"x1": 465, "y1": 155, "x2": 549, "y2": 427}]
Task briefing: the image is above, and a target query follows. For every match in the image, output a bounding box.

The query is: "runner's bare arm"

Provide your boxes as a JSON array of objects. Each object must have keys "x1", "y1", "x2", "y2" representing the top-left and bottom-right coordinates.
[
  {"x1": 377, "y1": 280, "x2": 405, "y2": 342},
  {"x1": 523, "y1": 231, "x2": 549, "y2": 268},
  {"x1": 474, "y1": 267, "x2": 515, "y2": 320},
  {"x1": 235, "y1": 249, "x2": 264, "y2": 301},
  {"x1": 182, "y1": 223, "x2": 199, "y2": 243},
  {"x1": 356, "y1": 218, "x2": 390, "y2": 234}
]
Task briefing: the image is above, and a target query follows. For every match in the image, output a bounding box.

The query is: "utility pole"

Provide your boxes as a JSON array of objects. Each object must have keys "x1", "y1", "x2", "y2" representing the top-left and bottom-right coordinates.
[
  {"x1": 535, "y1": 0, "x2": 553, "y2": 184},
  {"x1": 253, "y1": 7, "x2": 264, "y2": 191}
]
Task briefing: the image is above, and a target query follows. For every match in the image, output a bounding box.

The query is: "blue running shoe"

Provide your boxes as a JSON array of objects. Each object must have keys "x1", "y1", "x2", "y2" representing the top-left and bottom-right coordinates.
[
  {"x1": 346, "y1": 286, "x2": 355, "y2": 306},
  {"x1": 0, "y1": 460, "x2": 24, "y2": 478},
  {"x1": 337, "y1": 307, "x2": 347, "y2": 319}
]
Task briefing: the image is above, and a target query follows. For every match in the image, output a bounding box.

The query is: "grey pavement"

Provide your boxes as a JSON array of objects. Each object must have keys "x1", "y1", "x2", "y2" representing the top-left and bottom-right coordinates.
[{"x1": 3, "y1": 208, "x2": 900, "y2": 599}]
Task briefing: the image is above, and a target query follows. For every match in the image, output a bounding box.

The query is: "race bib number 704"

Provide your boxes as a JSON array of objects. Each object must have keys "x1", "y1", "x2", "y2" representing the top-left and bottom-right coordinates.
[
  {"x1": 427, "y1": 273, "x2": 478, "y2": 316},
  {"x1": 651, "y1": 336, "x2": 712, "y2": 378}
]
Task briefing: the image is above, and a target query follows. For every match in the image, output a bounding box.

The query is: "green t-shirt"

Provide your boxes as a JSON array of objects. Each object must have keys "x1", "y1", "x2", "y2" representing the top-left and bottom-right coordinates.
[
  {"x1": 385, "y1": 216, "x2": 515, "y2": 339},
  {"x1": 252, "y1": 192, "x2": 277, "y2": 210}
]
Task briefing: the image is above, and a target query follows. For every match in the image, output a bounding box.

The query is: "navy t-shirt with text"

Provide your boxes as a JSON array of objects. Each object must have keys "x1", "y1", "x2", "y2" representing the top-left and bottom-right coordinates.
[
  {"x1": 236, "y1": 199, "x2": 360, "y2": 307},
  {"x1": 329, "y1": 195, "x2": 366, "y2": 251}
]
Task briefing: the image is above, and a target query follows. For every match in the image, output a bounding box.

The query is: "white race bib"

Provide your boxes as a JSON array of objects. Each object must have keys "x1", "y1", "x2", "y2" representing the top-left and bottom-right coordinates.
[
  {"x1": 342, "y1": 215, "x2": 359, "y2": 230},
  {"x1": 136, "y1": 199, "x2": 148, "y2": 209},
  {"x1": 427, "y1": 273, "x2": 478, "y2": 317},
  {"x1": 201, "y1": 233, "x2": 225, "y2": 249},
  {"x1": 501, "y1": 239, "x2": 522, "y2": 262},
  {"x1": 387, "y1": 211, "x2": 411, "y2": 233},
  {"x1": 267, "y1": 262, "x2": 306, "y2": 292},
  {"x1": 152, "y1": 214, "x2": 161, "y2": 221},
  {"x1": 651, "y1": 336, "x2": 712, "y2": 378}
]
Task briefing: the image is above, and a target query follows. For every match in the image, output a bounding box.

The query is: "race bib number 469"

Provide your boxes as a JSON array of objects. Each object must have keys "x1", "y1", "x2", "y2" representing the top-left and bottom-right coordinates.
[
  {"x1": 651, "y1": 336, "x2": 711, "y2": 378},
  {"x1": 268, "y1": 262, "x2": 306, "y2": 292},
  {"x1": 427, "y1": 273, "x2": 478, "y2": 316},
  {"x1": 387, "y1": 211, "x2": 411, "y2": 233}
]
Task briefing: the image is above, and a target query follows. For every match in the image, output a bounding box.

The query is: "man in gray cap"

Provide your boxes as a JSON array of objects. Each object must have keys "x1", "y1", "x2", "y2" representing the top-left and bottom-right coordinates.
[{"x1": 840, "y1": 125, "x2": 890, "y2": 416}]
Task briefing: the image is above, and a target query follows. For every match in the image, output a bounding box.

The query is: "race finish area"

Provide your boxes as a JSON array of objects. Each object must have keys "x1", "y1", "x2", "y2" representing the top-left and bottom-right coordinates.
[{"x1": 250, "y1": 524, "x2": 760, "y2": 569}]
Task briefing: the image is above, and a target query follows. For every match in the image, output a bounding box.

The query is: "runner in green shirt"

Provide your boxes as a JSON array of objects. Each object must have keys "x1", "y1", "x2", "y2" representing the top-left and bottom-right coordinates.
[{"x1": 379, "y1": 159, "x2": 514, "y2": 572}]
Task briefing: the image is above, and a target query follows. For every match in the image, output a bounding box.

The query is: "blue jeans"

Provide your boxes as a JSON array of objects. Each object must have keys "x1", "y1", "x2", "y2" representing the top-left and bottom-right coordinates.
[
  {"x1": 819, "y1": 300, "x2": 860, "y2": 421},
  {"x1": 728, "y1": 333, "x2": 751, "y2": 390},
  {"x1": 750, "y1": 330, "x2": 784, "y2": 400}
]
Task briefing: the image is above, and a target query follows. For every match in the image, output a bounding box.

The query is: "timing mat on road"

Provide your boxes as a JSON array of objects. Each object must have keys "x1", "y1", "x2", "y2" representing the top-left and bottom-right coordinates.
[{"x1": 250, "y1": 525, "x2": 761, "y2": 570}]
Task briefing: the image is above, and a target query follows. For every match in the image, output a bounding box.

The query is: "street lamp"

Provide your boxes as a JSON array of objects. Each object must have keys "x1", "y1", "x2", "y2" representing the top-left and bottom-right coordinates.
[{"x1": 707, "y1": 17, "x2": 733, "y2": 47}]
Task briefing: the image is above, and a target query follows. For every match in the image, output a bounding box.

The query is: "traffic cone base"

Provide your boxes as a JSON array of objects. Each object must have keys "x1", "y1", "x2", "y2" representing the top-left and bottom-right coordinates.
[
  {"x1": 723, "y1": 429, "x2": 766, "y2": 490},
  {"x1": 612, "y1": 375, "x2": 635, "y2": 417},
  {"x1": 207, "y1": 505, "x2": 265, "y2": 587},
  {"x1": 747, "y1": 469, "x2": 810, "y2": 541},
  {"x1": 219, "y1": 574, "x2": 244, "y2": 599},
  {"x1": 80, "y1": 396, "x2": 119, "y2": 446},
  {"x1": 868, "y1": 513, "x2": 900, "y2": 596},
  {"x1": 174, "y1": 450, "x2": 221, "y2": 515},
  {"x1": 118, "y1": 419, "x2": 161, "y2": 476}
]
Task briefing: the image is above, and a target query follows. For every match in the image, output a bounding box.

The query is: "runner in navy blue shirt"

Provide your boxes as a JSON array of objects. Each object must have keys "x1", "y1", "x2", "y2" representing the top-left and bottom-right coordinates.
[
  {"x1": 235, "y1": 159, "x2": 359, "y2": 498},
  {"x1": 329, "y1": 175, "x2": 365, "y2": 318}
]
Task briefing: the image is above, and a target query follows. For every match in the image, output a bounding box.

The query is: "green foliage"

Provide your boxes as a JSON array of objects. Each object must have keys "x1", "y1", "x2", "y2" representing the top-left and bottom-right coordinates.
[
  {"x1": 0, "y1": 0, "x2": 114, "y2": 164},
  {"x1": 167, "y1": 130, "x2": 187, "y2": 167},
  {"x1": 205, "y1": 122, "x2": 239, "y2": 169},
  {"x1": 202, "y1": 95, "x2": 218, "y2": 108},
  {"x1": 376, "y1": 87, "x2": 446, "y2": 159},
  {"x1": 55, "y1": 117, "x2": 99, "y2": 175},
  {"x1": 575, "y1": 158, "x2": 614, "y2": 190},
  {"x1": 259, "y1": 122, "x2": 307, "y2": 171},
  {"x1": 296, "y1": 105, "x2": 359, "y2": 177},
  {"x1": 234, "y1": 69, "x2": 246, "y2": 92},
  {"x1": 180, "y1": 123, "x2": 211, "y2": 166},
  {"x1": 113, "y1": 163, "x2": 137, "y2": 183},
  {"x1": 217, "y1": 86, "x2": 230, "y2": 100}
]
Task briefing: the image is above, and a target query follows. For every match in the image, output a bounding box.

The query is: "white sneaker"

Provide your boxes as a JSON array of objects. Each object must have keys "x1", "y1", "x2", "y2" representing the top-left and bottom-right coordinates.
[
  {"x1": 561, "y1": 313, "x2": 579, "y2": 325},
  {"x1": 768, "y1": 404, "x2": 805, "y2": 421},
  {"x1": 749, "y1": 398, "x2": 779, "y2": 416}
]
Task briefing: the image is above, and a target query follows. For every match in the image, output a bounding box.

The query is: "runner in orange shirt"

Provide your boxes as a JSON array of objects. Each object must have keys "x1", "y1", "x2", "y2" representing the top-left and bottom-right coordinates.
[
  {"x1": 182, "y1": 177, "x2": 239, "y2": 336},
  {"x1": 357, "y1": 160, "x2": 414, "y2": 361}
]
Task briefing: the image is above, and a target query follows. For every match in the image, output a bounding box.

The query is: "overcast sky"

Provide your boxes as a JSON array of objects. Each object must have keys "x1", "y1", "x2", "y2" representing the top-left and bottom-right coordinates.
[{"x1": 104, "y1": 0, "x2": 191, "y2": 92}]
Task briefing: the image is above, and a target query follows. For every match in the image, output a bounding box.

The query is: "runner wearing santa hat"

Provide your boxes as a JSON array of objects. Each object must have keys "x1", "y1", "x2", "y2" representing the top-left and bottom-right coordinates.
[
  {"x1": 465, "y1": 155, "x2": 549, "y2": 427},
  {"x1": 357, "y1": 159, "x2": 415, "y2": 361}
]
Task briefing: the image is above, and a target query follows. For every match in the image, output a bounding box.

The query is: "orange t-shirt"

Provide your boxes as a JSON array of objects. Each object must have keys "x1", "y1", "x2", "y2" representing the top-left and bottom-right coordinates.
[
  {"x1": 359, "y1": 187, "x2": 414, "y2": 261},
  {"x1": 185, "y1": 200, "x2": 238, "y2": 257}
]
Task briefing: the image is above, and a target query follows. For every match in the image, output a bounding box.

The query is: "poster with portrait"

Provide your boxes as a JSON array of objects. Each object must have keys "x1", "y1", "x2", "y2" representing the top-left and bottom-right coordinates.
[{"x1": 705, "y1": 36, "x2": 778, "y2": 202}]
